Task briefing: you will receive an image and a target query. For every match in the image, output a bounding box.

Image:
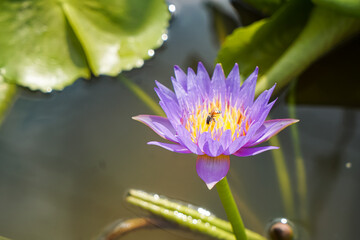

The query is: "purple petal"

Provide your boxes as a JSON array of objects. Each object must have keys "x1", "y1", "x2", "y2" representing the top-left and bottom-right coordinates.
[
  {"x1": 203, "y1": 138, "x2": 224, "y2": 157},
  {"x1": 196, "y1": 155, "x2": 230, "y2": 189},
  {"x1": 148, "y1": 141, "x2": 192, "y2": 153},
  {"x1": 154, "y1": 87, "x2": 181, "y2": 124},
  {"x1": 197, "y1": 132, "x2": 210, "y2": 153},
  {"x1": 174, "y1": 65, "x2": 187, "y2": 90},
  {"x1": 171, "y1": 77, "x2": 189, "y2": 111},
  {"x1": 247, "y1": 84, "x2": 275, "y2": 122},
  {"x1": 219, "y1": 129, "x2": 232, "y2": 151},
  {"x1": 186, "y1": 67, "x2": 199, "y2": 109},
  {"x1": 225, "y1": 63, "x2": 240, "y2": 99},
  {"x1": 245, "y1": 119, "x2": 299, "y2": 147},
  {"x1": 175, "y1": 125, "x2": 203, "y2": 155},
  {"x1": 238, "y1": 67, "x2": 258, "y2": 109},
  {"x1": 210, "y1": 64, "x2": 226, "y2": 104},
  {"x1": 155, "y1": 80, "x2": 177, "y2": 103},
  {"x1": 132, "y1": 115, "x2": 178, "y2": 142},
  {"x1": 224, "y1": 135, "x2": 246, "y2": 155},
  {"x1": 196, "y1": 62, "x2": 210, "y2": 98},
  {"x1": 225, "y1": 121, "x2": 261, "y2": 155},
  {"x1": 233, "y1": 146, "x2": 279, "y2": 157}
]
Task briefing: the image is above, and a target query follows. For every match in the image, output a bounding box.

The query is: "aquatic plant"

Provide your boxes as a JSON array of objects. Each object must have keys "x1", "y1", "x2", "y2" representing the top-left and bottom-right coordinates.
[
  {"x1": 133, "y1": 62, "x2": 298, "y2": 240},
  {"x1": 133, "y1": 62, "x2": 297, "y2": 189}
]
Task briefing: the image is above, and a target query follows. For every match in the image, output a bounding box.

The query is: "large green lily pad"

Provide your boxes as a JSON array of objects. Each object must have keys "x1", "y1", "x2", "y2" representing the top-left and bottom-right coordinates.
[{"x1": 0, "y1": 0, "x2": 170, "y2": 92}]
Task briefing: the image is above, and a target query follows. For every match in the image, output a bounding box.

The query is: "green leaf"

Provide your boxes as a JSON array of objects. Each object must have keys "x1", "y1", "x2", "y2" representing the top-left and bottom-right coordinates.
[
  {"x1": 0, "y1": 0, "x2": 170, "y2": 92},
  {"x1": 255, "y1": 7, "x2": 360, "y2": 96},
  {"x1": 62, "y1": 0, "x2": 169, "y2": 76},
  {"x1": 0, "y1": 76, "x2": 17, "y2": 125},
  {"x1": 312, "y1": 0, "x2": 360, "y2": 18},
  {"x1": 216, "y1": 0, "x2": 313, "y2": 78},
  {"x1": 242, "y1": 0, "x2": 288, "y2": 15}
]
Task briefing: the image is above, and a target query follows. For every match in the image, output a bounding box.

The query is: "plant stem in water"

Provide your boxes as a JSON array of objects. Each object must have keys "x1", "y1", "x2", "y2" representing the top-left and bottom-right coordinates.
[{"x1": 216, "y1": 177, "x2": 247, "y2": 240}]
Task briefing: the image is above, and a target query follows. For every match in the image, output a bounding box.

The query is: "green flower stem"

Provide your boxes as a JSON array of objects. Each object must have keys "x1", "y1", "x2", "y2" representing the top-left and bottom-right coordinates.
[
  {"x1": 289, "y1": 80, "x2": 307, "y2": 220},
  {"x1": 118, "y1": 75, "x2": 165, "y2": 117},
  {"x1": 127, "y1": 190, "x2": 265, "y2": 240},
  {"x1": 269, "y1": 136, "x2": 295, "y2": 217},
  {"x1": 216, "y1": 177, "x2": 247, "y2": 240}
]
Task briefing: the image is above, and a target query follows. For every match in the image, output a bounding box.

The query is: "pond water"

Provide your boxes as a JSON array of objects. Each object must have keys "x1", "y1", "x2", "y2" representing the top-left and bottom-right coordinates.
[{"x1": 0, "y1": 0, "x2": 359, "y2": 240}]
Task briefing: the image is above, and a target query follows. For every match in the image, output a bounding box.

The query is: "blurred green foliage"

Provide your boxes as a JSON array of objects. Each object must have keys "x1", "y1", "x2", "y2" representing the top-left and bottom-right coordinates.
[
  {"x1": 0, "y1": 0, "x2": 170, "y2": 92},
  {"x1": 217, "y1": 0, "x2": 360, "y2": 96}
]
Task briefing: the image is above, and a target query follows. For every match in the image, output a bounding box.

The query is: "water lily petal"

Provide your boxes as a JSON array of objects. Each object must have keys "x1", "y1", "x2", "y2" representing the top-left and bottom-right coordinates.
[
  {"x1": 186, "y1": 67, "x2": 199, "y2": 110},
  {"x1": 175, "y1": 125, "x2": 203, "y2": 155},
  {"x1": 174, "y1": 65, "x2": 187, "y2": 90},
  {"x1": 132, "y1": 115, "x2": 178, "y2": 142},
  {"x1": 155, "y1": 87, "x2": 181, "y2": 124},
  {"x1": 203, "y1": 138, "x2": 224, "y2": 157},
  {"x1": 148, "y1": 141, "x2": 192, "y2": 153},
  {"x1": 196, "y1": 155, "x2": 230, "y2": 190},
  {"x1": 225, "y1": 63, "x2": 240, "y2": 100},
  {"x1": 210, "y1": 63, "x2": 226, "y2": 104},
  {"x1": 219, "y1": 129, "x2": 232, "y2": 151},
  {"x1": 248, "y1": 84, "x2": 275, "y2": 122},
  {"x1": 196, "y1": 62, "x2": 211, "y2": 99},
  {"x1": 155, "y1": 80, "x2": 177, "y2": 103},
  {"x1": 233, "y1": 146, "x2": 279, "y2": 157},
  {"x1": 238, "y1": 66, "x2": 258, "y2": 109},
  {"x1": 245, "y1": 119, "x2": 299, "y2": 147},
  {"x1": 171, "y1": 76, "x2": 189, "y2": 111}
]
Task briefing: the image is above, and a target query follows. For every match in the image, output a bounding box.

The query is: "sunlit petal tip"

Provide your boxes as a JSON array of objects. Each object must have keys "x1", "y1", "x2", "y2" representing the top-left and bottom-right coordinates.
[
  {"x1": 132, "y1": 115, "x2": 177, "y2": 142},
  {"x1": 196, "y1": 155, "x2": 230, "y2": 190},
  {"x1": 233, "y1": 146, "x2": 279, "y2": 157},
  {"x1": 197, "y1": 61, "x2": 206, "y2": 71},
  {"x1": 148, "y1": 141, "x2": 192, "y2": 153},
  {"x1": 206, "y1": 182, "x2": 217, "y2": 190}
]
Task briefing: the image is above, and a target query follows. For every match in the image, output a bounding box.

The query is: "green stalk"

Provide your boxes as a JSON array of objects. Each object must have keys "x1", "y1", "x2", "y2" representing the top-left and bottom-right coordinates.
[
  {"x1": 216, "y1": 177, "x2": 247, "y2": 240},
  {"x1": 288, "y1": 80, "x2": 307, "y2": 220},
  {"x1": 269, "y1": 136, "x2": 295, "y2": 217}
]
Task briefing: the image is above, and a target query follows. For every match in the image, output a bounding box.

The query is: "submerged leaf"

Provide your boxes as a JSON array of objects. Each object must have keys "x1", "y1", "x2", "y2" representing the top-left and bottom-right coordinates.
[{"x1": 0, "y1": 0, "x2": 170, "y2": 92}]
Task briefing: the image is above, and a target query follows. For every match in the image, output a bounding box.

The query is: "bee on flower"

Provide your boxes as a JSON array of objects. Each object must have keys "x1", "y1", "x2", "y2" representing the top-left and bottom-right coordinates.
[
  {"x1": 206, "y1": 109, "x2": 221, "y2": 125},
  {"x1": 133, "y1": 62, "x2": 298, "y2": 189}
]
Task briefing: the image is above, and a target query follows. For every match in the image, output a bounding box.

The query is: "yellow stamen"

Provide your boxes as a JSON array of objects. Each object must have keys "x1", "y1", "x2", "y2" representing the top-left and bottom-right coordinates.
[{"x1": 184, "y1": 100, "x2": 249, "y2": 143}]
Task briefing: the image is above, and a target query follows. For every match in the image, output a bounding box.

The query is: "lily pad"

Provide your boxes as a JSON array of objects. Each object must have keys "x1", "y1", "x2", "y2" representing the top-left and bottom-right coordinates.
[{"x1": 0, "y1": 0, "x2": 170, "y2": 92}]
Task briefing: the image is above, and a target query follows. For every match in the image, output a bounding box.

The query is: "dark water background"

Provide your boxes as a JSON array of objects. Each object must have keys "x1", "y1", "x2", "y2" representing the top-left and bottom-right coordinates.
[{"x1": 0, "y1": 0, "x2": 359, "y2": 239}]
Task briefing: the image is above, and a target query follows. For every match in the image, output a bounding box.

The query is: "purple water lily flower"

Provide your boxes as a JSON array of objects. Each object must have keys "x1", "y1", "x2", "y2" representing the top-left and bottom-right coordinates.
[{"x1": 133, "y1": 62, "x2": 298, "y2": 189}]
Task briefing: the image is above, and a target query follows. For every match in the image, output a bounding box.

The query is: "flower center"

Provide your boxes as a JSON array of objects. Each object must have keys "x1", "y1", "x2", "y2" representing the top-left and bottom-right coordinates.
[{"x1": 183, "y1": 100, "x2": 249, "y2": 142}]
